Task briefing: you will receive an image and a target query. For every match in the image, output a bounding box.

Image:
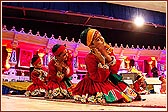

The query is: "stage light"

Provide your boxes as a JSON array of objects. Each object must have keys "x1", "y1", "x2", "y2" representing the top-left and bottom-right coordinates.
[
  {"x1": 5, "y1": 63, "x2": 10, "y2": 69},
  {"x1": 134, "y1": 16, "x2": 144, "y2": 27},
  {"x1": 5, "y1": 43, "x2": 12, "y2": 69}
]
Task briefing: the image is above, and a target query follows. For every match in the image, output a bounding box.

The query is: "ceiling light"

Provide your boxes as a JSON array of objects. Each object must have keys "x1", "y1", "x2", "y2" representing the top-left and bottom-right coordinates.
[{"x1": 134, "y1": 16, "x2": 144, "y2": 27}]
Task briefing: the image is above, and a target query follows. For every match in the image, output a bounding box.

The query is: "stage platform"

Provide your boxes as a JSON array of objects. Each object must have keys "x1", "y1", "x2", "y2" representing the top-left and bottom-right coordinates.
[
  {"x1": 2, "y1": 77, "x2": 162, "y2": 95},
  {"x1": 1, "y1": 94, "x2": 167, "y2": 111}
]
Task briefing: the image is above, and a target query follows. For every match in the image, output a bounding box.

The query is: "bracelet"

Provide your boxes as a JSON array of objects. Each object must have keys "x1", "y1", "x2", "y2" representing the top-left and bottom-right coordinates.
[
  {"x1": 103, "y1": 65, "x2": 109, "y2": 69},
  {"x1": 98, "y1": 63, "x2": 103, "y2": 68},
  {"x1": 108, "y1": 56, "x2": 116, "y2": 66},
  {"x1": 98, "y1": 63, "x2": 109, "y2": 69}
]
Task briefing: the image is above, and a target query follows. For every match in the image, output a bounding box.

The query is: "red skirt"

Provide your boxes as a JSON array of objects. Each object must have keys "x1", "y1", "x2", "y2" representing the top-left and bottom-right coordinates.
[
  {"x1": 27, "y1": 83, "x2": 48, "y2": 92},
  {"x1": 72, "y1": 75, "x2": 125, "y2": 103},
  {"x1": 25, "y1": 83, "x2": 48, "y2": 97},
  {"x1": 47, "y1": 80, "x2": 72, "y2": 98}
]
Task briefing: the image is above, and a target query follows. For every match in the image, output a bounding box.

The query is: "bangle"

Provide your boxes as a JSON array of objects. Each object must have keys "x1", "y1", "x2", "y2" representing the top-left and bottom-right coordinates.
[
  {"x1": 98, "y1": 63, "x2": 109, "y2": 69},
  {"x1": 108, "y1": 56, "x2": 116, "y2": 66},
  {"x1": 103, "y1": 65, "x2": 109, "y2": 69}
]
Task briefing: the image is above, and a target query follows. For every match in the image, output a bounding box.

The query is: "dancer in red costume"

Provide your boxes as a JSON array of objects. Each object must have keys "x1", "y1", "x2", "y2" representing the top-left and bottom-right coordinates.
[
  {"x1": 133, "y1": 75, "x2": 149, "y2": 95},
  {"x1": 47, "y1": 44, "x2": 74, "y2": 99},
  {"x1": 159, "y1": 76, "x2": 166, "y2": 94},
  {"x1": 72, "y1": 28, "x2": 141, "y2": 103},
  {"x1": 25, "y1": 55, "x2": 48, "y2": 97}
]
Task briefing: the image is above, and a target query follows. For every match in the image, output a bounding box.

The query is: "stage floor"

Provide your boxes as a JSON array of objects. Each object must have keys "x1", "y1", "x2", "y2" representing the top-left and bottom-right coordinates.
[{"x1": 1, "y1": 94, "x2": 167, "y2": 111}]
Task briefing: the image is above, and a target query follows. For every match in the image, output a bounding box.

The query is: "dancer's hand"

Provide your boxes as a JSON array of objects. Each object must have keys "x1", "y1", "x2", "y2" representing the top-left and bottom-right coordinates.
[
  {"x1": 97, "y1": 43, "x2": 112, "y2": 62},
  {"x1": 92, "y1": 48, "x2": 105, "y2": 65}
]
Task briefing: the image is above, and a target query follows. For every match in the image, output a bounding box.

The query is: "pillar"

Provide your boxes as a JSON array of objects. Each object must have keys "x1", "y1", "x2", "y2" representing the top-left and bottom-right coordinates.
[{"x1": 8, "y1": 48, "x2": 17, "y2": 77}]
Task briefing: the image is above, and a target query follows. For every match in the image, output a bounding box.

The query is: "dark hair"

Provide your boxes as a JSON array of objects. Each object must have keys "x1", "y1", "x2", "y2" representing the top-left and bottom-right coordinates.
[
  {"x1": 80, "y1": 27, "x2": 91, "y2": 46},
  {"x1": 130, "y1": 59, "x2": 135, "y2": 67},
  {"x1": 31, "y1": 55, "x2": 40, "y2": 65},
  {"x1": 135, "y1": 75, "x2": 142, "y2": 80},
  {"x1": 159, "y1": 76, "x2": 165, "y2": 81},
  {"x1": 52, "y1": 44, "x2": 61, "y2": 53}
]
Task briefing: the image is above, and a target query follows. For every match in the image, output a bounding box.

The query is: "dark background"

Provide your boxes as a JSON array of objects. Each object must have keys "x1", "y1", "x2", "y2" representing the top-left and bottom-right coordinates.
[
  {"x1": 3, "y1": 18, "x2": 166, "y2": 49},
  {"x1": 2, "y1": 2, "x2": 166, "y2": 49}
]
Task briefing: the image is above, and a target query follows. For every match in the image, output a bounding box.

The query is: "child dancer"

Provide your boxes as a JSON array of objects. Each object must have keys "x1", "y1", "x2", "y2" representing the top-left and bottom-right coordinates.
[{"x1": 25, "y1": 55, "x2": 48, "y2": 97}]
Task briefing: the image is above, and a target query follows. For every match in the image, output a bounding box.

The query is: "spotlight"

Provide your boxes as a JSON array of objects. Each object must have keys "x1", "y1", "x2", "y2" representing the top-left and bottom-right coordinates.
[{"x1": 134, "y1": 16, "x2": 144, "y2": 27}]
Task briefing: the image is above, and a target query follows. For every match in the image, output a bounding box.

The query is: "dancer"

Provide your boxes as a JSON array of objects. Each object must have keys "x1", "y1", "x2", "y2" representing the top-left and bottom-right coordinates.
[
  {"x1": 72, "y1": 28, "x2": 141, "y2": 103},
  {"x1": 151, "y1": 66, "x2": 158, "y2": 77},
  {"x1": 47, "y1": 44, "x2": 74, "y2": 99},
  {"x1": 25, "y1": 55, "x2": 48, "y2": 97},
  {"x1": 133, "y1": 75, "x2": 149, "y2": 95},
  {"x1": 159, "y1": 76, "x2": 166, "y2": 94}
]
